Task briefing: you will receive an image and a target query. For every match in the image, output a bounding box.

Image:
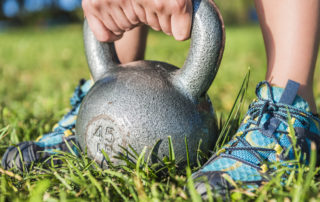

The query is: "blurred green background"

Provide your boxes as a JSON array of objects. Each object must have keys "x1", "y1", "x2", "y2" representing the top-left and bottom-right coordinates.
[
  {"x1": 0, "y1": 2, "x2": 319, "y2": 201},
  {"x1": 0, "y1": 0, "x2": 255, "y2": 25},
  {"x1": 0, "y1": 22, "x2": 319, "y2": 197}
]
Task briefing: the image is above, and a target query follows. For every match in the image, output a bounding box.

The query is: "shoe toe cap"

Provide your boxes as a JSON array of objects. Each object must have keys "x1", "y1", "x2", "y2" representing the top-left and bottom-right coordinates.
[
  {"x1": 1, "y1": 141, "x2": 36, "y2": 171},
  {"x1": 193, "y1": 171, "x2": 233, "y2": 199}
]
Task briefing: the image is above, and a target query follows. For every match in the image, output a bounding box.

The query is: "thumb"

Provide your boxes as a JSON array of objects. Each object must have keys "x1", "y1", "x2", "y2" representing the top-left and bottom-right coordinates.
[{"x1": 171, "y1": 0, "x2": 192, "y2": 41}]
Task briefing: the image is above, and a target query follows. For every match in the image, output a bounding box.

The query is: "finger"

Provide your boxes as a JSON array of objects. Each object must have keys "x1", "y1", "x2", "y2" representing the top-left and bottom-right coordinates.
[
  {"x1": 145, "y1": 11, "x2": 161, "y2": 31},
  {"x1": 99, "y1": 10, "x2": 124, "y2": 35},
  {"x1": 82, "y1": 0, "x2": 123, "y2": 36},
  {"x1": 86, "y1": 15, "x2": 122, "y2": 42},
  {"x1": 111, "y1": 6, "x2": 135, "y2": 31},
  {"x1": 157, "y1": 14, "x2": 172, "y2": 35},
  {"x1": 131, "y1": 2, "x2": 147, "y2": 24},
  {"x1": 171, "y1": 0, "x2": 192, "y2": 41},
  {"x1": 123, "y1": 0, "x2": 140, "y2": 25},
  {"x1": 82, "y1": 0, "x2": 90, "y2": 17}
]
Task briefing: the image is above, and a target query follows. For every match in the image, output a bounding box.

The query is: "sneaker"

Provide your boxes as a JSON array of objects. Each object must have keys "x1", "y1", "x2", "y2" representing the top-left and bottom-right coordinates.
[
  {"x1": 1, "y1": 79, "x2": 93, "y2": 170},
  {"x1": 192, "y1": 80, "x2": 320, "y2": 198}
]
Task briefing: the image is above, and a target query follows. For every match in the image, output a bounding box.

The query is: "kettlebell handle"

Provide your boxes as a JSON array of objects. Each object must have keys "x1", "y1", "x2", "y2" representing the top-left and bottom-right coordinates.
[
  {"x1": 83, "y1": 20, "x2": 119, "y2": 81},
  {"x1": 83, "y1": 0, "x2": 225, "y2": 101}
]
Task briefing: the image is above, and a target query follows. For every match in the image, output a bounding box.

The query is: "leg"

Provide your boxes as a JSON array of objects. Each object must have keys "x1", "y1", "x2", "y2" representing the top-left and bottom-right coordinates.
[
  {"x1": 115, "y1": 25, "x2": 149, "y2": 63},
  {"x1": 255, "y1": 0, "x2": 320, "y2": 113},
  {"x1": 192, "y1": 0, "x2": 320, "y2": 198}
]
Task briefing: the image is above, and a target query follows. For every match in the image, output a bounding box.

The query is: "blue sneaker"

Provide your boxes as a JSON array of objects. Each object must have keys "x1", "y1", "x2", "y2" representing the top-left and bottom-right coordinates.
[
  {"x1": 192, "y1": 80, "x2": 320, "y2": 198},
  {"x1": 1, "y1": 79, "x2": 93, "y2": 170}
]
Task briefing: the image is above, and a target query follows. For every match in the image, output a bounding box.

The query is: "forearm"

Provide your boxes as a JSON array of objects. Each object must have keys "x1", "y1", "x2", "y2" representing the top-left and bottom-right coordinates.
[{"x1": 115, "y1": 25, "x2": 148, "y2": 64}]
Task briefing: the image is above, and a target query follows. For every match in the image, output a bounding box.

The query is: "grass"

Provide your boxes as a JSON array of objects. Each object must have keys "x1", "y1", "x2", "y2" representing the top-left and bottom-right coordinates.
[{"x1": 0, "y1": 23, "x2": 320, "y2": 201}]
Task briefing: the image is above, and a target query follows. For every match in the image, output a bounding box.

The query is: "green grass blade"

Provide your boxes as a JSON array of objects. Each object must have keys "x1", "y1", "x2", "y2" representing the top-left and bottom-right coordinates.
[
  {"x1": 101, "y1": 149, "x2": 114, "y2": 168},
  {"x1": 0, "y1": 125, "x2": 10, "y2": 141},
  {"x1": 186, "y1": 167, "x2": 201, "y2": 201},
  {"x1": 184, "y1": 136, "x2": 190, "y2": 168},
  {"x1": 28, "y1": 179, "x2": 51, "y2": 202},
  {"x1": 52, "y1": 170, "x2": 72, "y2": 190},
  {"x1": 105, "y1": 178, "x2": 129, "y2": 201},
  {"x1": 301, "y1": 142, "x2": 317, "y2": 200},
  {"x1": 196, "y1": 139, "x2": 203, "y2": 168},
  {"x1": 136, "y1": 146, "x2": 147, "y2": 178},
  {"x1": 86, "y1": 171, "x2": 103, "y2": 195},
  {"x1": 214, "y1": 68, "x2": 250, "y2": 151},
  {"x1": 168, "y1": 136, "x2": 175, "y2": 163},
  {"x1": 63, "y1": 138, "x2": 77, "y2": 157}
]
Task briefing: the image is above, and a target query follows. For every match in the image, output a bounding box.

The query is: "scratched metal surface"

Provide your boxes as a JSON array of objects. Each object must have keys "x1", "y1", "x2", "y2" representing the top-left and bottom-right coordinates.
[{"x1": 76, "y1": 0, "x2": 225, "y2": 167}]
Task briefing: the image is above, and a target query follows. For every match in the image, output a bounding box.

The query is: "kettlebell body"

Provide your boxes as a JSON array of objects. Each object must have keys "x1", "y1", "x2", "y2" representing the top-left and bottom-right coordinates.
[{"x1": 76, "y1": 0, "x2": 225, "y2": 166}]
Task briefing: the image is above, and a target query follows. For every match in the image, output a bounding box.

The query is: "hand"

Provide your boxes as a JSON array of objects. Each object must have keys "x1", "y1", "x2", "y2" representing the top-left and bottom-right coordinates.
[
  {"x1": 82, "y1": 0, "x2": 192, "y2": 42},
  {"x1": 82, "y1": 0, "x2": 139, "y2": 42},
  {"x1": 131, "y1": 0, "x2": 192, "y2": 41}
]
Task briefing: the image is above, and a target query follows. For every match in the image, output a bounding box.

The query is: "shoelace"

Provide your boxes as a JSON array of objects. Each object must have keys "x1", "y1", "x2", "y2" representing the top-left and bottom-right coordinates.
[
  {"x1": 216, "y1": 81, "x2": 316, "y2": 173},
  {"x1": 53, "y1": 79, "x2": 88, "y2": 133},
  {"x1": 70, "y1": 79, "x2": 87, "y2": 108}
]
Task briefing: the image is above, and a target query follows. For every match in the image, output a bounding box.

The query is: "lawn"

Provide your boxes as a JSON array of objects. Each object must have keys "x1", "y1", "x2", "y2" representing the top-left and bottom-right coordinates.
[{"x1": 0, "y1": 23, "x2": 319, "y2": 201}]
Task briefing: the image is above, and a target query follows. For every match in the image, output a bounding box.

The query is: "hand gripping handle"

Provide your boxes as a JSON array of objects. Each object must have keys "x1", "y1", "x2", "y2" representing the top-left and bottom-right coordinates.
[{"x1": 83, "y1": 0, "x2": 225, "y2": 101}]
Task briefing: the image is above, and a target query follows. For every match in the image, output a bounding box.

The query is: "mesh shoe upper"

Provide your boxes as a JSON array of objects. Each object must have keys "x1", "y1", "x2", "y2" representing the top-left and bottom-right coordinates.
[
  {"x1": 193, "y1": 80, "x2": 320, "y2": 196},
  {"x1": 1, "y1": 79, "x2": 93, "y2": 170}
]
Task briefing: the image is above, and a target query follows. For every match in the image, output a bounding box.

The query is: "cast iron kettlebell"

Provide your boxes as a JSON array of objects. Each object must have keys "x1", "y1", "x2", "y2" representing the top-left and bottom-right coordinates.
[{"x1": 76, "y1": 0, "x2": 225, "y2": 166}]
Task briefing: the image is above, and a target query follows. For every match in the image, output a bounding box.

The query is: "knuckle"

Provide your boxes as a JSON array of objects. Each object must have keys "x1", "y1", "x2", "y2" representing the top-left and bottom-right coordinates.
[
  {"x1": 135, "y1": 0, "x2": 144, "y2": 5},
  {"x1": 117, "y1": 24, "x2": 127, "y2": 31},
  {"x1": 152, "y1": 25, "x2": 161, "y2": 31},
  {"x1": 82, "y1": 0, "x2": 89, "y2": 11},
  {"x1": 178, "y1": 35, "x2": 189, "y2": 41},
  {"x1": 154, "y1": 0, "x2": 165, "y2": 12},
  {"x1": 128, "y1": 15, "x2": 139, "y2": 24},
  {"x1": 173, "y1": 0, "x2": 187, "y2": 11},
  {"x1": 107, "y1": 24, "x2": 124, "y2": 34},
  {"x1": 97, "y1": 34, "x2": 109, "y2": 42},
  {"x1": 90, "y1": 0, "x2": 104, "y2": 9},
  {"x1": 175, "y1": 32, "x2": 189, "y2": 41},
  {"x1": 114, "y1": 22, "x2": 128, "y2": 31},
  {"x1": 162, "y1": 28, "x2": 171, "y2": 36},
  {"x1": 118, "y1": 0, "x2": 126, "y2": 5},
  {"x1": 136, "y1": 11, "x2": 146, "y2": 23},
  {"x1": 109, "y1": 26, "x2": 122, "y2": 34},
  {"x1": 96, "y1": 31, "x2": 111, "y2": 42}
]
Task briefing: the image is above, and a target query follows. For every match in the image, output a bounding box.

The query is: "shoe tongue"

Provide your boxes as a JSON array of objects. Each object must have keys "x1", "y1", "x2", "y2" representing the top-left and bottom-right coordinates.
[
  {"x1": 257, "y1": 82, "x2": 311, "y2": 112},
  {"x1": 229, "y1": 81, "x2": 311, "y2": 165}
]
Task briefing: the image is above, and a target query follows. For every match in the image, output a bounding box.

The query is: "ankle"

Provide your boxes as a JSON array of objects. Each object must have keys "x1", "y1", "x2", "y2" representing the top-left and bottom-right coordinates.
[
  {"x1": 298, "y1": 88, "x2": 317, "y2": 114},
  {"x1": 267, "y1": 79, "x2": 317, "y2": 113}
]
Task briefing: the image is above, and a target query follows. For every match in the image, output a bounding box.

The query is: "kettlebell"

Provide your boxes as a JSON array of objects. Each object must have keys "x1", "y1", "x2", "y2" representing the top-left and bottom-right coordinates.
[{"x1": 76, "y1": 0, "x2": 225, "y2": 166}]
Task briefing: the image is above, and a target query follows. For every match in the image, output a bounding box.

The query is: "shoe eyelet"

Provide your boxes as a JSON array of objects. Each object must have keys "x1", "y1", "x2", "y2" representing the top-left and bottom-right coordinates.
[{"x1": 260, "y1": 164, "x2": 268, "y2": 173}]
